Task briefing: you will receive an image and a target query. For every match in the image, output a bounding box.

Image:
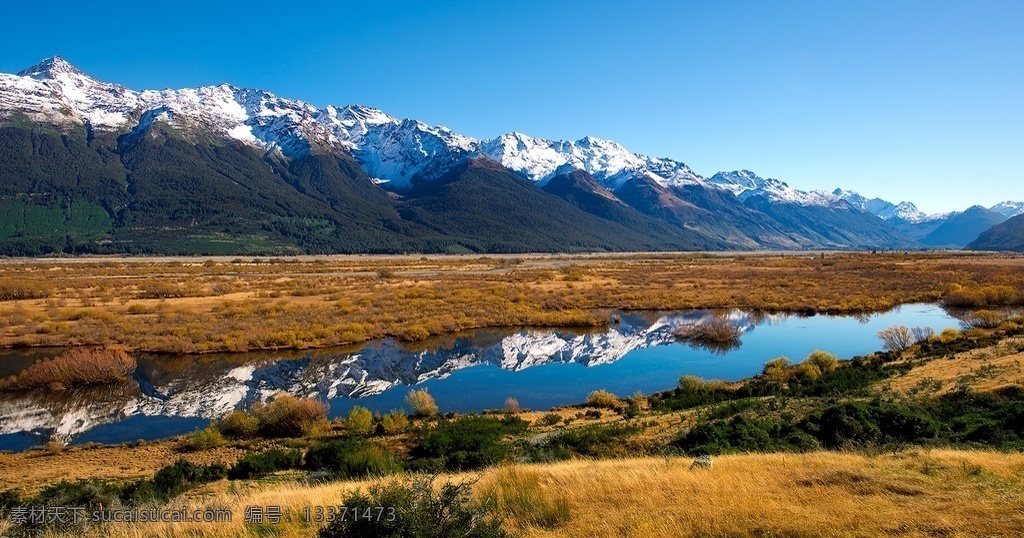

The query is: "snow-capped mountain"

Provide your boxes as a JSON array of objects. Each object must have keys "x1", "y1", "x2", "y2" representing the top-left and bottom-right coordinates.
[
  {"x1": 709, "y1": 170, "x2": 847, "y2": 207},
  {"x1": 833, "y1": 189, "x2": 953, "y2": 223},
  {"x1": 0, "y1": 56, "x2": 960, "y2": 252},
  {"x1": 0, "y1": 56, "x2": 835, "y2": 203},
  {"x1": 990, "y1": 201, "x2": 1024, "y2": 219}
]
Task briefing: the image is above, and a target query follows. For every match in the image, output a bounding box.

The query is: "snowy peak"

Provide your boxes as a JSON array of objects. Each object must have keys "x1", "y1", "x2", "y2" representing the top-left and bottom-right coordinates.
[
  {"x1": 710, "y1": 170, "x2": 845, "y2": 207},
  {"x1": 833, "y1": 189, "x2": 950, "y2": 223},
  {"x1": 16, "y1": 55, "x2": 88, "y2": 80},
  {"x1": 990, "y1": 201, "x2": 1024, "y2": 218}
]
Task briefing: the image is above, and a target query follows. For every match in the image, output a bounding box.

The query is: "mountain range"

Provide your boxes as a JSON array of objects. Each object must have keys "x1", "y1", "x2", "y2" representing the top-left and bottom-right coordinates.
[{"x1": 0, "y1": 56, "x2": 1020, "y2": 254}]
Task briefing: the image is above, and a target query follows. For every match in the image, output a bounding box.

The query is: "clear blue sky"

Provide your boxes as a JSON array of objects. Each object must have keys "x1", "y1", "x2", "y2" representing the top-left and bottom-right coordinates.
[{"x1": 2, "y1": 0, "x2": 1021, "y2": 213}]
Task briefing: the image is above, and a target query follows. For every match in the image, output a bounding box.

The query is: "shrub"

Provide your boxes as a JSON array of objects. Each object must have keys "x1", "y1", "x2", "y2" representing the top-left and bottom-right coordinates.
[
  {"x1": 219, "y1": 410, "x2": 259, "y2": 438},
  {"x1": 346, "y1": 406, "x2": 374, "y2": 436},
  {"x1": 304, "y1": 437, "x2": 402, "y2": 479},
  {"x1": 252, "y1": 394, "x2": 329, "y2": 437},
  {"x1": 406, "y1": 389, "x2": 439, "y2": 417},
  {"x1": 533, "y1": 423, "x2": 640, "y2": 461},
  {"x1": 0, "y1": 279, "x2": 53, "y2": 301},
  {"x1": 936, "y1": 328, "x2": 961, "y2": 343},
  {"x1": 538, "y1": 413, "x2": 562, "y2": 427},
  {"x1": 911, "y1": 326, "x2": 935, "y2": 343},
  {"x1": 672, "y1": 317, "x2": 742, "y2": 344},
  {"x1": 318, "y1": 478, "x2": 509, "y2": 538},
  {"x1": 964, "y1": 310, "x2": 1008, "y2": 329},
  {"x1": 413, "y1": 415, "x2": 528, "y2": 471},
  {"x1": 228, "y1": 449, "x2": 302, "y2": 479},
  {"x1": 480, "y1": 467, "x2": 570, "y2": 529},
  {"x1": 0, "y1": 347, "x2": 136, "y2": 391},
  {"x1": 763, "y1": 357, "x2": 792, "y2": 381},
  {"x1": 381, "y1": 410, "x2": 410, "y2": 434},
  {"x1": 142, "y1": 459, "x2": 227, "y2": 502},
  {"x1": 183, "y1": 424, "x2": 225, "y2": 451},
  {"x1": 791, "y1": 362, "x2": 822, "y2": 381},
  {"x1": 878, "y1": 325, "x2": 914, "y2": 352},
  {"x1": 804, "y1": 350, "x2": 839, "y2": 373},
  {"x1": 503, "y1": 397, "x2": 521, "y2": 414},
  {"x1": 586, "y1": 389, "x2": 619, "y2": 409}
]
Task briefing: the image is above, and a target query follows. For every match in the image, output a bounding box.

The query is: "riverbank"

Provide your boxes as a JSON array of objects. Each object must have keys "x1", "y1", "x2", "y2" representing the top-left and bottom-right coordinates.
[
  {"x1": 1, "y1": 252, "x2": 1022, "y2": 354},
  {"x1": 1, "y1": 315, "x2": 1022, "y2": 536}
]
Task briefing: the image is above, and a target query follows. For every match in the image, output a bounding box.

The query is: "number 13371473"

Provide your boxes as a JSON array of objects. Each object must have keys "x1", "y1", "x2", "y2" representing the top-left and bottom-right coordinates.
[{"x1": 303, "y1": 506, "x2": 396, "y2": 523}]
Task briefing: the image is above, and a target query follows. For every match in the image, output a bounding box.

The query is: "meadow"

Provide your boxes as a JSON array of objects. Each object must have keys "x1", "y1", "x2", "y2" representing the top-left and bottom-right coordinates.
[{"x1": 0, "y1": 252, "x2": 1022, "y2": 354}]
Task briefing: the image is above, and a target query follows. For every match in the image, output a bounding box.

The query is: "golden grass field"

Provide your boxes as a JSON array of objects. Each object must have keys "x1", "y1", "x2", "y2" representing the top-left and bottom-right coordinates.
[
  {"x1": 0, "y1": 252, "x2": 1022, "y2": 353},
  {"x1": 3, "y1": 450, "x2": 1020, "y2": 538}
]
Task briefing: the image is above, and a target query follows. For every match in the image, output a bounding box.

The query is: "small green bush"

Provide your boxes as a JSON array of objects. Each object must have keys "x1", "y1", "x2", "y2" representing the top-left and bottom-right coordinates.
[
  {"x1": 219, "y1": 410, "x2": 259, "y2": 438},
  {"x1": 346, "y1": 406, "x2": 374, "y2": 436},
  {"x1": 228, "y1": 449, "x2": 302, "y2": 479},
  {"x1": 183, "y1": 423, "x2": 225, "y2": 451},
  {"x1": 413, "y1": 415, "x2": 528, "y2": 471},
  {"x1": 318, "y1": 478, "x2": 509, "y2": 538},
  {"x1": 381, "y1": 409, "x2": 410, "y2": 434},
  {"x1": 304, "y1": 437, "x2": 402, "y2": 479},
  {"x1": 538, "y1": 413, "x2": 562, "y2": 427}
]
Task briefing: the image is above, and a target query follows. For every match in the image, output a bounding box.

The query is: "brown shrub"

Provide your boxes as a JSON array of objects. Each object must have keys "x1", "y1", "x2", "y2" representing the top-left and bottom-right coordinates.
[
  {"x1": 673, "y1": 317, "x2": 743, "y2": 344},
  {"x1": 252, "y1": 394, "x2": 329, "y2": 438},
  {"x1": 0, "y1": 347, "x2": 136, "y2": 391}
]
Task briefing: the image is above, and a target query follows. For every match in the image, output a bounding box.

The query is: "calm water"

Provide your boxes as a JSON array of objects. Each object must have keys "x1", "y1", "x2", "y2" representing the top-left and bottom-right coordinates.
[{"x1": 0, "y1": 304, "x2": 964, "y2": 450}]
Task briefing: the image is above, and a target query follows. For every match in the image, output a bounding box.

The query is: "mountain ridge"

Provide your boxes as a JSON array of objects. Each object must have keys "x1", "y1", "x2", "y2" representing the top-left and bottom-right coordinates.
[{"x1": 0, "y1": 56, "x2": 999, "y2": 254}]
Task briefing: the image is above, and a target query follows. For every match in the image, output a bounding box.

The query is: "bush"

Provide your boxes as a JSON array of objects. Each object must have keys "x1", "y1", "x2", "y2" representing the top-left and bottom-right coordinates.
[
  {"x1": 413, "y1": 415, "x2": 528, "y2": 471},
  {"x1": 964, "y1": 310, "x2": 1008, "y2": 329},
  {"x1": 803, "y1": 350, "x2": 839, "y2": 373},
  {"x1": 503, "y1": 397, "x2": 521, "y2": 414},
  {"x1": 346, "y1": 406, "x2": 374, "y2": 436},
  {"x1": 538, "y1": 413, "x2": 562, "y2": 427},
  {"x1": 0, "y1": 347, "x2": 136, "y2": 391},
  {"x1": 878, "y1": 325, "x2": 914, "y2": 352},
  {"x1": 228, "y1": 449, "x2": 302, "y2": 479},
  {"x1": 122, "y1": 459, "x2": 227, "y2": 504},
  {"x1": 672, "y1": 317, "x2": 743, "y2": 344},
  {"x1": 406, "y1": 389, "x2": 439, "y2": 417},
  {"x1": 318, "y1": 478, "x2": 509, "y2": 538},
  {"x1": 252, "y1": 394, "x2": 329, "y2": 437},
  {"x1": 183, "y1": 424, "x2": 225, "y2": 451},
  {"x1": 762, "y1": 357, "x2": 792, "y2": 381},
  {"x1": 480, "y1": 467, "x2": 570, "y2": 529},
  {"x1": 219, "y1": 410, "x2": 259, "y2": 438},
  {"x1": 585, "y1": 389, "x2": 619, "y2": 409},
  {"x1": 532, "y1": 423, "x2": 639, "y2": 461},
  {"x1": 381, "y1": 409, "x2": 410, "y2": 434},
  {"x1": 304, "y1": 437, "x2": 402, "y2": 478}
]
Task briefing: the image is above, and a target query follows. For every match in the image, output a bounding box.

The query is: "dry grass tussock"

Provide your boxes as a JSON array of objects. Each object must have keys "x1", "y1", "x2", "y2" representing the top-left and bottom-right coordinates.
[
  {"x1": 72, "y1": 450, "x2": 1024, "y2": 538},
  {"x1": 0, "y1": 253, "x2": 1021, "y2": 353},
  {"x1": 0, "y1": 347, "x2": 135, "y2": 391}
]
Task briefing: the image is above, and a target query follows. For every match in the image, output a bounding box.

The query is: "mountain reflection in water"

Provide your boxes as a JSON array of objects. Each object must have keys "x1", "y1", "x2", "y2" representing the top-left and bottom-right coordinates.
[{"x1": 0, "y1": 305, "x2": 962, "y2": 449}]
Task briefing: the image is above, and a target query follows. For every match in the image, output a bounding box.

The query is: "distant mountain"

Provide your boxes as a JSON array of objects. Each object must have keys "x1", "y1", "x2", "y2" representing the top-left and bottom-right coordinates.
[
  {"x1": 920, "y1": 206, "x2": 1008, "y2": 248},
  {"x1": 0, "y1": 55, "x2": 981, "y2": 254},
  {"x1": 967, "y1": 214, "x2": 1024, "y2": 252},
  {"x1": 708, "y1": 171, "x2": 914, "y2": 249},
  {"x1": 989, "y1": 201, "x2": 1024, "y2": 219}
]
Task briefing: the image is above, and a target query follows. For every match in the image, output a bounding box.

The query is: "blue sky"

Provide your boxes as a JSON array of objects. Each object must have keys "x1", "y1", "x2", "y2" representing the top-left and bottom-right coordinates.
[{"x1": 2, "y1": 0, "x2": 1021, "y2": 213}]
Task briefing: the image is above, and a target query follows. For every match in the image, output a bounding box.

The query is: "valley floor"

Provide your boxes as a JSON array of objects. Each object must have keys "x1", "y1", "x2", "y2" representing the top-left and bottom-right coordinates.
[{"x1": 0, "y1": 251, "x2": 1022, "y2": 353}]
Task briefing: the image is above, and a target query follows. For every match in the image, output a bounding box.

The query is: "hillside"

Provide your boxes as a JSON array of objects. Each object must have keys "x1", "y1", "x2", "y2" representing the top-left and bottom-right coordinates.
[
  {"x1": 967, "y1": 213, "x2": 1024, "y2": 252},
  {"x1": 0, "y1": 56, "x2": 925, "y2": 254},
  {"x1": 921, "y1": 205, "x2": 1007, "y2": 248}
]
